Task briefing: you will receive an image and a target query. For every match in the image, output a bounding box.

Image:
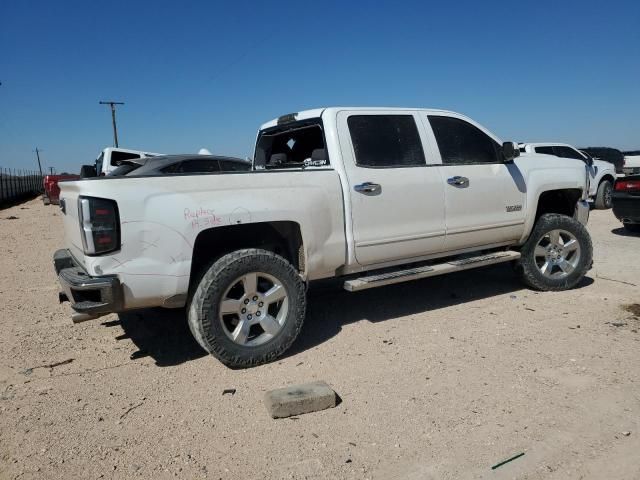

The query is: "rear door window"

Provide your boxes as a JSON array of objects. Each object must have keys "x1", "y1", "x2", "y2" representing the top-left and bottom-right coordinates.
[
  {"x1": 428, "y1": 116, "x2": 499, "y2": 164},
  {"x1": 347, "y1": 115, "x2": 426, "y2": 167}
]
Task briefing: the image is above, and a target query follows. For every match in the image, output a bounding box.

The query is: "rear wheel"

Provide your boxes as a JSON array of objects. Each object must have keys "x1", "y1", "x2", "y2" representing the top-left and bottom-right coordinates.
[
  {"x1": 594, "y1": 180, "x2": 613, "y2": 209},
  {"x1": 188, "y1": 249, "x2": 306, "y2": 368},
  {"x1": 518, "y1": 214, "x2": 592, "y2": 291}
]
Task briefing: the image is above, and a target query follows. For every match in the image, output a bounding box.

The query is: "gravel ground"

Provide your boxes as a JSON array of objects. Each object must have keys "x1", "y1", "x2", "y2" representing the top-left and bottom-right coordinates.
[{"x1": 1, "y1": 198, "x2": 639, "y2": 480}]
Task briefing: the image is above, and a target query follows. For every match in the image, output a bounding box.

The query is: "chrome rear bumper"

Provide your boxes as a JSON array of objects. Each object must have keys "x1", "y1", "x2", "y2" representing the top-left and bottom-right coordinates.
[{"x1": 54, "y1": 249, "x2": 123, "y2": 322}]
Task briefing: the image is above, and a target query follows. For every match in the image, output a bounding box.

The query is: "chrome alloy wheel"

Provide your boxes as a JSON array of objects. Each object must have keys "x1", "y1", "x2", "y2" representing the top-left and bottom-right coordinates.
[
  {"x1": 219, "y1": 272, "x2": 289, "y2": 346},
  {"x1": 534, "y1": 229, "x2": 581, "y2": 279}
]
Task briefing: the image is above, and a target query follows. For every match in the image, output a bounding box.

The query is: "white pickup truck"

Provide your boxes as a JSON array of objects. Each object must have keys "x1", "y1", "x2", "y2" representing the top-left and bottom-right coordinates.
[
  {"x1": 80, "y1": 147, "x2": 160, "y2": 178},
  {"x1": 55, "y1": 107, "x2": 592, "y2": 367},
  {"x1": 519, "y1": 143, "x2": 616, "y2": 209}
]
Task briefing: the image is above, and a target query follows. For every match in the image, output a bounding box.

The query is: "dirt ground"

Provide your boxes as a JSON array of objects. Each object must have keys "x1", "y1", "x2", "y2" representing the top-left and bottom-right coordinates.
[{"x1": 1, "y1": 198, "x2": 639, "y2": 480}]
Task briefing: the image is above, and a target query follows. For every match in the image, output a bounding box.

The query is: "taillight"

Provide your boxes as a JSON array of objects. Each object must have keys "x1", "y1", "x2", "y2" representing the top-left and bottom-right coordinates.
[
  {"x1": 615, "y1": 180, "x2": 640, "y2": 192},
  {"x1": 78, "y1": 196, "x2": 120, "y2": 255}
]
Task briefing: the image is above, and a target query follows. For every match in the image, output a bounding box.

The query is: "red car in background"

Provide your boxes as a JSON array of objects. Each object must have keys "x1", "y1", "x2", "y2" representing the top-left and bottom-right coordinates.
[{"x1": 43, "y1": 174, "x2": 79, "y2": 205}]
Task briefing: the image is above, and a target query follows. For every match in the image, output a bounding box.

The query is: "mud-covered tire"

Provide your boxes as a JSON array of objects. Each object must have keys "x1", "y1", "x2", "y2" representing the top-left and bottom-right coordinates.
[
  {"x1": 594, "y1": 180, "x2": 613, "y2": 209},
  {"x1": 517, "y1": 214, "x2": 592, "y2": 291},
  {"x1": 187, "y1": 249, "x2": 306, "y2": 368}
]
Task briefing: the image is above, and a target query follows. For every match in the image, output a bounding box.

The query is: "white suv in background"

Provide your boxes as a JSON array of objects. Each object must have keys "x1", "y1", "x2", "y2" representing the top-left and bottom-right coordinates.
[{"x1": 519, "y1": 143, "x2": 616, "y2": 209}]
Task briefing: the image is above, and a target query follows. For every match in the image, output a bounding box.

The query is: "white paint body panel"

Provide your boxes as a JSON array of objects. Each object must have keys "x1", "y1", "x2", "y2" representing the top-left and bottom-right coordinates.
[
  {"x1": 60, "y1": 107, "x2": 589, "y2": 311},
  {"x1": 60, "y1": 171, "x2": 345, "y2": 309}
]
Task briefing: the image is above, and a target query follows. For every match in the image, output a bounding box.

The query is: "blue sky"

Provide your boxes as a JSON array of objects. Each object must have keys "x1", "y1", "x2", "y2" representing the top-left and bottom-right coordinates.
[{"x1": 1, "y1": 0, "x2": 639, "y2": 173}]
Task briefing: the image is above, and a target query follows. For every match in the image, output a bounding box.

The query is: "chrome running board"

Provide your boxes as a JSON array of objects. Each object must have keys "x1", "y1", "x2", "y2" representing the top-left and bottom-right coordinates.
[{"x1": 343, "y1": 251, "x2": 521, "y2": 292}]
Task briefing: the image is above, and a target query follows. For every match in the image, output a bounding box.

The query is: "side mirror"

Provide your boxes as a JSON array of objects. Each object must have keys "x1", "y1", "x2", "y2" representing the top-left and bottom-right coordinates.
[{"x1": 502, "y1": 142, "x2": 520, "y2": 162}]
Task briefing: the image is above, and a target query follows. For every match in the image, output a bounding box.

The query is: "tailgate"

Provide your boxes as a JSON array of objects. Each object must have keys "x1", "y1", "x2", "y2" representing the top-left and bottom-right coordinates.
[{"x1": 58, "y1": 181, "x2": 87, "y2": 268}]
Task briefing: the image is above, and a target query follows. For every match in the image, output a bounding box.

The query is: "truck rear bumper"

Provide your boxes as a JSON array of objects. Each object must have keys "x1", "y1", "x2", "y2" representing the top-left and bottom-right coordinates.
[{"x1": 54, "y1": 249, "x2": 123, "y2": 322}]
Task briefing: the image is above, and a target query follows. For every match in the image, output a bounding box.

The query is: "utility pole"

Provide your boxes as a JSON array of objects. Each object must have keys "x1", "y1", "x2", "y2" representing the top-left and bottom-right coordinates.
[
  {"x1": 49, "y1": 166, "x2": 55, "y2": 175},
  {"x1": 99, "y1": 100, "x2": 124, "y2": 147},
  {"x1": 33, "y1": 147, "x2": 44, "y2": 176}
]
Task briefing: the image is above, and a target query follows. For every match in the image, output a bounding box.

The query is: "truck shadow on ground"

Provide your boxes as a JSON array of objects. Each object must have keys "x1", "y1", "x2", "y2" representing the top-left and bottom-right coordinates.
[
  {"x1": 115, "y1": 308, "x2": 206, "y2": 367},
  {"x1": 611, "y1": 227, "x2": 640, "y2": 237},
  {"x1": 114, "y1": 264, "x2": 594, "y2": 367}
]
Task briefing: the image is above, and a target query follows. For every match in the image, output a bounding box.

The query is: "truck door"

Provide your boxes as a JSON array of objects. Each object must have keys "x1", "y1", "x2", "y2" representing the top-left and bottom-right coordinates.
[
  {"x1": 425, "y1": 114, "x2": 526, "y2": 251},
  {"x1": 336, "y1": 111, "x2": 446, "y2": 266}
]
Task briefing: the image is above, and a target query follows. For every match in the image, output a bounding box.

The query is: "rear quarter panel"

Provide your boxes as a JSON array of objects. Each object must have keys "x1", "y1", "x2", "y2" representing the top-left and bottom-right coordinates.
[{"x1": 59, "y1": 170, "x2": 345, "y2": 309}]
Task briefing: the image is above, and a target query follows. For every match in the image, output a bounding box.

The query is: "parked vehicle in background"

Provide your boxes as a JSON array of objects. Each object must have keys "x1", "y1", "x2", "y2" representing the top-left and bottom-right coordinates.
[
  {"x1": 580, "y1": 147, "x2": 625, "y2": 174},
  {"x1": 622, "y1": 151, "x2": 640, "y2": 176},
  {"x1": 43, "y1": 174, "x2": 80, "y2": 205},
  {"x1": 108, "y1": 154, "x2": 251, "y2": 176},
  {"x1": 54, "y1": 107, "x2": 592, "y2": 368},
  {"x1": 519, "y1": 143, "x2": 616, "y2": 209},
  {"x1": 79, "y1": 147, "x2": 160, "y2": 178},
  {"x1": 612, "y1": 175, "x2": 640, "y2": 233}
]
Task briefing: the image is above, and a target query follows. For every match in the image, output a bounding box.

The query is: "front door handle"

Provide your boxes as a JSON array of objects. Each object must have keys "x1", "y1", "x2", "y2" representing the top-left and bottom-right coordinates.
[
  {"x1": 447, "y1": 176, "x2": 469, "y2": 188},
  {"x1": 354, "y1": 182, "x2": 382, "y2": 195}
]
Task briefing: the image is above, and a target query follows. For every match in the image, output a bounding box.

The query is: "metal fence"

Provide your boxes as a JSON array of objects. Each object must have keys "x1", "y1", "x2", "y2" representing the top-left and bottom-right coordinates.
[{"x1": 0, "y1": 168, "x2": 44, "y2": 207}]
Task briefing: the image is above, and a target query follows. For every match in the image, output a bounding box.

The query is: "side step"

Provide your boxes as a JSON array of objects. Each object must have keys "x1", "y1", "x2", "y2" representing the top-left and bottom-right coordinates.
[{"x1": 343, "y1": 251, "x2": 521, "y2": 292}]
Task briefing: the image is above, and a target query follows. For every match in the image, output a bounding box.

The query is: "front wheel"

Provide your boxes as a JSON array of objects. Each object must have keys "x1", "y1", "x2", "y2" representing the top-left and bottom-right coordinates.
[
  {"x1": 188, "y1": 249, "x2": 306, "y2": 368},
  {"x1": 594, "y1": 180, "x2": 613, "y2": 209},
  {"x1": 517, "y1": 214, "x2": 592, "y2": 291}
]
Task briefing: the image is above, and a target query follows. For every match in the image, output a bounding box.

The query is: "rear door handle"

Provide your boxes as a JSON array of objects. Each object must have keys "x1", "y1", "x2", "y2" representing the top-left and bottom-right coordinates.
[
  {"x1": 354, "y1": 182, "x2": 381, "y2": 195},
  {"x1": 447, "y1": 176, "x2": 469, "y2": 188}
]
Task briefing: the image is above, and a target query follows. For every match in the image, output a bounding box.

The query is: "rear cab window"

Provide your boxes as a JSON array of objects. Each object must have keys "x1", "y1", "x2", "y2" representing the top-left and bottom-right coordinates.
[
  {"x1": 110, "y1": 151, "x2": 142, "y2": 166},
  {"x1": 254, "y1": 118, "x2": 329, "y2": 170}
]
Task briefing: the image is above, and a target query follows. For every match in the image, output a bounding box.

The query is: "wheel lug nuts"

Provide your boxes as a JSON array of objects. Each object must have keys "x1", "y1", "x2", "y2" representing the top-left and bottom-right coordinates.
[
  {"x1": 253, "y1": 296, "x2": 258, "y2": 301},
  {"x1": 256, "y1": 311, "x2": 261, "y2": 316},
  {"x1": 241, "y1": 308, "x2": 246, "y2": 314},
  {"x1": 244, "y1": 299, "x2": 249, "y2": 305},
  {"x1": 247, "y1": 314, "x2": 252, "y2": 320},
  {"x1": 258, "y1": 302, "x2": 264, "y2": 307}
]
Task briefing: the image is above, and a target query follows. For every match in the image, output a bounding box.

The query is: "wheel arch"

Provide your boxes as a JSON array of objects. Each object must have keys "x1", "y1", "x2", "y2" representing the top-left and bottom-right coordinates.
[
  {"x1": 520, "y1": 188, "x2": 583, "y2": 243},
  {"x1": 189, "y1": 221, "x2": 305, "y2": 293},
  {"x1": 598, "y1": 173, "x2": 616, "y2": 186}
]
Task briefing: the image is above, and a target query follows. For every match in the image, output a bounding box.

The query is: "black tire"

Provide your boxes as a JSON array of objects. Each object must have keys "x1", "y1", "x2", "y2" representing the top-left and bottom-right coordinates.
[
  {"x1": 188, "y1": 249, "x2": 306, "y2": 368},
  {"x1": 623, "y1": 223, "x2": 640, "y2": 233},
  {"x1": 594, "y1": 180, "x2": 613, "y2": 209},
  {"x1": 518, "y1": 214, "x2": 592, "y2": 291}
]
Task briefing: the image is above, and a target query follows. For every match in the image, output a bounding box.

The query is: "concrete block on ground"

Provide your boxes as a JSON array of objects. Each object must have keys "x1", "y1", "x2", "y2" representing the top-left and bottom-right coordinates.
[{"x1": 264, "y1": 381, "x2": 338, "y2": 419}]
